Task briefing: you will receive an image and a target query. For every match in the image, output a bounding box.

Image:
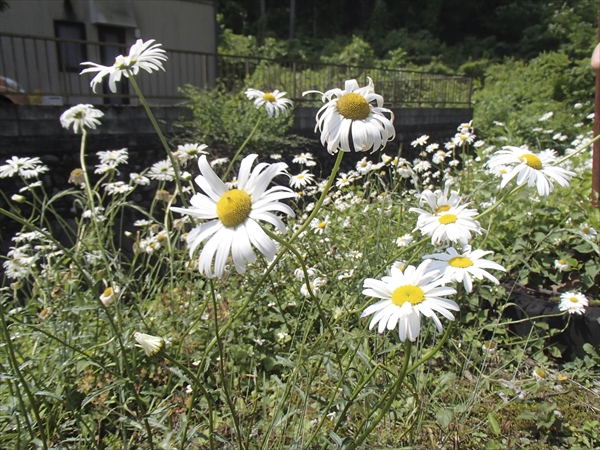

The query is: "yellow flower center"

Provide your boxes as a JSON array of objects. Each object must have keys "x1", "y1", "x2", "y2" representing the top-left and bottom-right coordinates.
[
  {"x1": 318, "y1": 222, "x2": 326, "y2": 229},
  {"x1": 449, "y1": 256, "x2": 473, "y2": 268},
  {"x1": 263, "y1": 93, "x2": 276, "y2": 102},
  {"x1": 336, "y1": 93, "x2": 371, "y2": 120},
  {"x1": 499, "y1": 168, "x2": 507, "y2": 174},
  {"x1": 156, "y1": 234, "x2": 165, "y2": 242},
  {"x1": 435, "y1": 205, "x2": 452, "y2": 214},
  {"x1": 391, "y1": 285, "x2": 425, "y2": 306},
  {"x1": 439, "y1": 213, "x2": 458, "y2": 224},
  {"x1": 216, "y1": 189, "x2": 252, "y2": 227},
  {"x1": 72, "y1": 169, "x2": 83, "y2": 176},
  {"x1": 103, "y1": 287, "x2": 113, "y2": 297},
  {"x1": 582, "y1": 227, "x2": 590, "y2": 234},
  {"x1": 569, "y1": 296, "x2": 579, "y2": 303},
  {"x1": 558, "y1": 259, "x2": 566, "y2": 265},
  {"x1": 519, "y1": 153, "x2": 542, "y2": 170}
]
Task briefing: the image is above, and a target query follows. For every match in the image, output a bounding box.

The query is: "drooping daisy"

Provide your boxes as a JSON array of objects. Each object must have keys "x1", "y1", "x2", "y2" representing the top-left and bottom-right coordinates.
[
  {"x1": 411, "y1": 135, "x2": 429, "y2": 147},
  {"x1": 60, "y1": 104, "x2": 104, "y2": 133},
  {"x1": 423, "y1": 246, "x2": 506, "y2": 293},
  {"x1": 411, "y1": 204, "x2": 482, "y2": 245},
  {"x1": 289, "y1": 170, "x2": 315, "y2": 189},
  {"x1": 134, "y1": 332, "x2": 164, "y2": 356},
  {"x1": 0, "y1": 156, "x2": 49, "y2": 179},
  {"x1": 558, "y1": 291, "x2": 588, "y2": 315},
  {"x1": 304, "y1": 77, "x2": 395, "y2": 154},
  {"x1": 361, "y1": 260, "x2": 459, "y2": 342},
  {"x1": 245, "y1": 88, "x2": 293, "y2": 118},
  {"x1": 486, "y1": 146, "x2": 575, "y2": 197},
  {"x1": 81, "y1": 39, "x2": 167, "y2": 93},
  {"x1": 171, "y1": 154, "x2": 296, "y2": 278}
]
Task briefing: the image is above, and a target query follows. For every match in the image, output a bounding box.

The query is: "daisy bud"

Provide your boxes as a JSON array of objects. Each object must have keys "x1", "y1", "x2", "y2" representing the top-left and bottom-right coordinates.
[{"x1": 134, "y1": 332, "x2": 164, "y2": 356}]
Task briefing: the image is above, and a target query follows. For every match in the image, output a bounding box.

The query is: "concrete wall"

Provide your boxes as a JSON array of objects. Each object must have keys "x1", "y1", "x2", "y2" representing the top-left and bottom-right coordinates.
[{"x1": 0, "y1": 104, "x2": 193, "y2": 156}]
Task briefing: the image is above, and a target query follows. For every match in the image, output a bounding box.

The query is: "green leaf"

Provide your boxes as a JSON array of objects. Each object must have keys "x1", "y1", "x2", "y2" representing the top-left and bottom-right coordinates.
[
  {"x1": 81, "y1": 379, "x2": 126, "y2": 408},
  {"x1": 488, "y1": 413, "x2": 501, "y2": 436},
  {"x1": 435, "y1": 409, "x2": 453, "y2": 429}
]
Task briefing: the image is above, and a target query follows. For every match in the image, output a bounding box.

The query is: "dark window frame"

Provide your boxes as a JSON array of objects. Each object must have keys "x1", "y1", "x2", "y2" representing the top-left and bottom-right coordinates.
[{"x1": 54, "y1": 21, "x2": 87, "y2": 72}]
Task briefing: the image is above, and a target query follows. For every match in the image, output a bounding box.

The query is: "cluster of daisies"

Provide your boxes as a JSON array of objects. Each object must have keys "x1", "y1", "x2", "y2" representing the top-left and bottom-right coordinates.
[{"x1": 2, "y1": 36, "x2": 596, "y2": 356}]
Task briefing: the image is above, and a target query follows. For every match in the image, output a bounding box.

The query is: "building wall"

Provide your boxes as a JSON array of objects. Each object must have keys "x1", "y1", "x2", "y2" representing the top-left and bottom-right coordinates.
[{"x1": 0, "y1": 0, "x2": 217, "y2": 105}]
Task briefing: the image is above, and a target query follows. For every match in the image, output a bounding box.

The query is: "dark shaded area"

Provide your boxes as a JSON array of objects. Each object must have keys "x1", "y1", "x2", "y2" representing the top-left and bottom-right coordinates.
[{"x1": 503, "y1": 290, "x2": 600, "y2": 361}]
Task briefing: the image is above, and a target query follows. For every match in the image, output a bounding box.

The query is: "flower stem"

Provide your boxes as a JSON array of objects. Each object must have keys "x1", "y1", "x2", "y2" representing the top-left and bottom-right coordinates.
[
  {"x1": 348, "y1": 339, "x2": 413, "y2": 450},
  {"x1": 127, "y1": 71, "x2": 187, "y2": 207},
  {"x1": 223, "y1": 115, "x2": 262, "y2": 179}
]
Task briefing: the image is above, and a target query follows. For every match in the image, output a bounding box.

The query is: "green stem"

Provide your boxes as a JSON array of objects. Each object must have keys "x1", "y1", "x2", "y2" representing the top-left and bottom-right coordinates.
[
  {"x1": 209, "y1": 279, "x2": 245, "y2": 449},
  {"x1": 161, "y1": 352, "x2": 215, "y2": 450},
  {"x1": 127, "y1": 71, "x2": 187, "y2": 207},
  {"x1": 223, "y1": 115, "x2": 262, "y2": 179},
  {"x1": 348, "y1": 340, "x2": 413, "y2": 450},
  {"x1": 196, "y1": 150, "x2": 345, "y2": 369},
  {"x1": 0, "y1": 297, "x2": 48, "y2": 449}
]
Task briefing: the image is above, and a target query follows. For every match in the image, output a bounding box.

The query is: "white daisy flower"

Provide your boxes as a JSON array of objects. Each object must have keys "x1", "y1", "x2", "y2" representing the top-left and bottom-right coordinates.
[
  {"x1": 147, "y1": 159, "x2": 175, "y2": 181},
  {"x1": 130, "y1": 173, "x2": 150, "y2": 185},
  {"x1": 171, "y1": 154, "x2": 295, "y2": 278},
  {"x1": 175, "y1": 143, "x2": 208, "y2": 164},
  {"x1": 270, "y1": 153, "x2": 282, "y2": 160},
  {"x1": 538, "y1": 112, "x2": 554, "y2": 122},
  {"x1": 423, "y1": 246, "x2": 506, "y2": 293},
  {"x1": 210, "y1": 157, "x2": 230, "y2": 168},
  {"x1": 453, "y1": 132, "x2": 476, "y2": 147},
  {"x1": 361, "y1": 260, "x2": 459, "y2": 342},
  {"x1": 554, "y1": 259, "x2": 569, "y2": 272},
  {"x1": 304, "y1": 77, "x2": 395, "y2": 154},
  {"x1": 293, "y1": 152, "x2": 314, "y2": 165},
  {"x1": 413, "y1": 159, "x2": 431, "y2": 173},
  {"x1": 336, "y1": 172, "x2": 356, "y2": 188},
  {"x1": 415, "y1": 184, "x2": 464, "y2": 217},
  {"x1": 0, "y1": 156, "x2": 49, "y2": 179},
  {"x1": 410, "y1": 204, "x2": 482, "y2": 246},
  {"x1": 432, "y1": 150, "x2": 448, "y2": 164},
  {"x1": 103, "y1": 181, "x2": 134, "y2": 195},
  {"x1": 60, "y1": 104, "x2": 104, "y2": 133},
  {"x1": 356, "y1": 157, "x2": 373, "y2": 174},
  {"x1": 245, "y1": 88, "x2": 293, "y2": 118},
  {"x1": 411, "y1": 135, "x2": 429, "y2": 147},
  {"x1": 310, "y1": 216, "x2": 330, "y2": 235},
  {"x1": 395, "y1": 234, "x2": 414, "y2": 247},
  {"x1": 100, "y1": 286, "x2": 119, "y2": 307},
  {"x1": 289, "y1": 170, "x2": 315, "y2": 189},
  {"x1": 300, "y1": 277, "x2": 327, "y2": 297},
  {"x1": 580, "y1": 223, "x2": 597, "y2": 239},
  {"x1": 81, "y1": 39, "x2": 167, "y2": 93},
  {"x1": 294, "y1": 266, "x2": 319, "y2": 280},
  {"x1": 486, "y1": 146, "x2": 575, "y2": 197},
  {"x1": 97, "y1": 148, "x2": 128, "y2": 166},
  {"x1": 558, "y1": 291, "x2": 588, "y2": 315},
  {"x1": 134, "y1": 332, "x2": 165, "y2": 356}
]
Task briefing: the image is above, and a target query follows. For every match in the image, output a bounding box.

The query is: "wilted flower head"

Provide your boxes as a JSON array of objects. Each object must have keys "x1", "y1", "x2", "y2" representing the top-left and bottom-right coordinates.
[
  {"x1": 134, "y1": 332, "x2": 164, "y2": 356},
  {"x1": 60, "y1": 104, "x2": 104, "y2": 133}
]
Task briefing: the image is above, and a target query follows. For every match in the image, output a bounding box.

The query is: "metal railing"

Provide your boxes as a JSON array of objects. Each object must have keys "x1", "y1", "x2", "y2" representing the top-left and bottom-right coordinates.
[{"x1": 0, "y1": 32, "x2": 472, "y2": 107}]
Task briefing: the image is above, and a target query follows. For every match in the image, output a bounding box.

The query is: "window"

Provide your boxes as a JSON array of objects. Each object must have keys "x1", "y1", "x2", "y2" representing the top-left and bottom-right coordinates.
[{"x1": 55, "y1": 21, "x2": 87, "y2": 72}]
